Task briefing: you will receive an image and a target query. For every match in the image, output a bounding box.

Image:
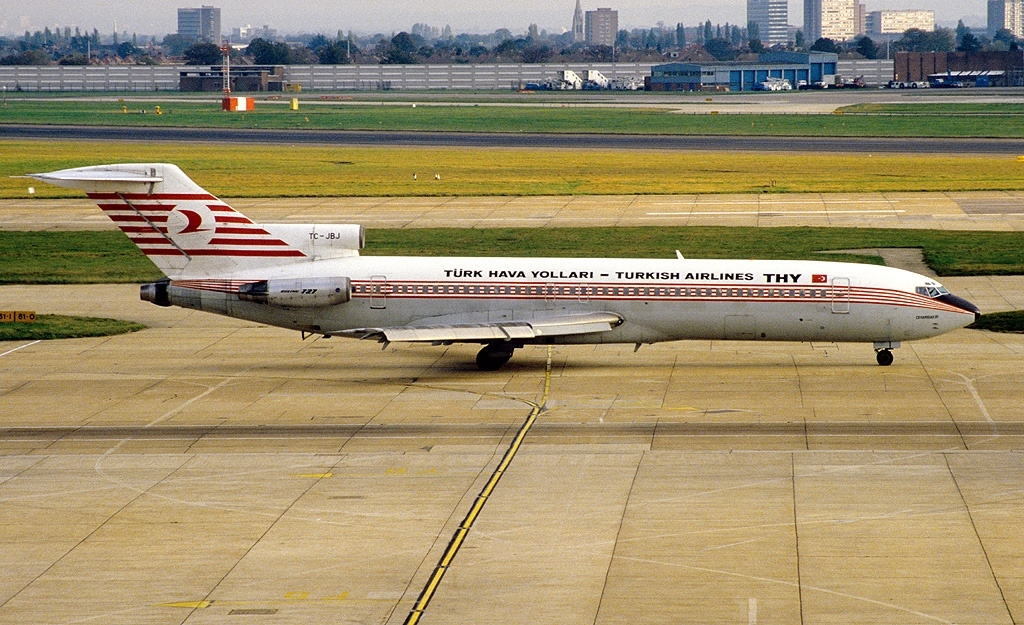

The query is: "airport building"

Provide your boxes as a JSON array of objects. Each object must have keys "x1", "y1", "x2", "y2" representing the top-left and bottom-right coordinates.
[
  {"x1": 585, "y1": 8, "x2": 618, "y2": 47},
  {"x1": 988, "y1": 0, "x2": 1024, "y2": 37},
  {"x1": 747, "y1": 0, "x2": 790, "y2": 44},
  {"x1": 177, "y1": 6, "x2": 222, "y2": 44},
  {"x1": 647, "y1": 52, "x2": 838, "y2": 91},
  {"x1": 866, "y1": 10, "x2": 935, "y2": 36},
  {"x1": 804, "y1": 0, "x2": 857, "y2": 41}
]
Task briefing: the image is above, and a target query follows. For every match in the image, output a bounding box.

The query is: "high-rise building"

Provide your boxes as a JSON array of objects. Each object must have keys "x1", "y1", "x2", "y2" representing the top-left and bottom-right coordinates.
[
  {"x1": 988, "y1": 0, "x2": 1024, "y2": 37},
  {"x1": 865, "y1": 10, "x2": 935, "y2": 35},
  {"x1": 585, "y1": 7, "x2": 618, "y2": 47},
  {"x1": 572, "y1": 0, "x2": 585, "y2": 43},
  {"x1": 804, "y1": 0, "x2": 856, "y2": 41},
  {"x1": 177, "y1": 6, "x2": 221, "y2": 44},
  {"x1": 747, "y1": 0, "x2": 789, "y2": 44}
]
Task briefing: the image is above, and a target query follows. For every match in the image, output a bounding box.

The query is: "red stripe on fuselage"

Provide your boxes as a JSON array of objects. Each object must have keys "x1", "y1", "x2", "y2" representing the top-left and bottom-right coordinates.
[{"x1": 343, "y1": 280, "x2": 969, "y2": 315}]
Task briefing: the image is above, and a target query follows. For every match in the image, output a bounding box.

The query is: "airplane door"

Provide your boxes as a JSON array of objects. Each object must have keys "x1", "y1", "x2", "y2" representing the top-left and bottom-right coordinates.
[
  {"x1": 831, "y1": 277, "x2": 850, "y2": 314},
  {"x1": 576, "y1": 283, "x2": 590, "y2": 304},
  {"x1": 370, "y1": 275, "x2": 387, "y2": 309},
  {"x1": 544, "y1": 282, "x2": 556, "y2": 309}
]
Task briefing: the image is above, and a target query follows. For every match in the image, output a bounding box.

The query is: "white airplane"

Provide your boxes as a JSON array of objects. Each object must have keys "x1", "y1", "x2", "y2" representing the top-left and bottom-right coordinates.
[{"x1": 29, "y1": 163, "x2": 980, "y2": 370}]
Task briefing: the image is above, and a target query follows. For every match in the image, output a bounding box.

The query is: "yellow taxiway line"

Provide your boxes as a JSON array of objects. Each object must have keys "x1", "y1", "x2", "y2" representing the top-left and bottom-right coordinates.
[{"x1": 404, "y1": 346, "x2": 552, "y2": 625}]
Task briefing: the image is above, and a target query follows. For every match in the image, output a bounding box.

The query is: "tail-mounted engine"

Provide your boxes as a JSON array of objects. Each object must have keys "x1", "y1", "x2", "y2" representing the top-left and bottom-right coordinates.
[
  {"x1": 237, "y1": 277, "x2": 351, "y2": 307},
  {"x1": 263, "y1": 224, "x2": 364, "y2": 260},
  {"x1": 140, "y1": 279, "x2": 172, "y2": 307}
]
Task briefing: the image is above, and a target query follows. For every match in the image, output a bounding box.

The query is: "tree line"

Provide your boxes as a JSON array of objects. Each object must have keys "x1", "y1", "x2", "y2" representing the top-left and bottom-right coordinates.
[{"x1": 1, "y1": 21, "x2": 1019, "y2": 67}]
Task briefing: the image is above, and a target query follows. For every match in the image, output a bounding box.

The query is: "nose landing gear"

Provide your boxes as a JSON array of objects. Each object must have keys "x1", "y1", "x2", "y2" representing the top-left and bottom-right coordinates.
[{"x1": 476, "y1": 343, "x2": 516, "y2": 371}]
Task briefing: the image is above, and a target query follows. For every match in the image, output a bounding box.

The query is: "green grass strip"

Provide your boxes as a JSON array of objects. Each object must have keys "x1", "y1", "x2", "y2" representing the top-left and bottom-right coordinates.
[
  {"x1": 2, "y1": 98, "x2": 1024, "y2": 138},
  {"x1": 0, "y1": 231, "x2": 164, "y2": 284},
  {"x1": 2, "y1": 227, "x2": 1024, "y2": 284},
  {"x1": 0, "y1": 314, "x2": 145, "y2": 340},
  {"x1": 365, "y1": 226, "x2": 1024, "y2": 276},
  {"x1": 969, "y1": 310, "x2": 1024, "y2": 333},
  {"x1": 842, "y1": 102, "x2": 1024, "y2": 115}
]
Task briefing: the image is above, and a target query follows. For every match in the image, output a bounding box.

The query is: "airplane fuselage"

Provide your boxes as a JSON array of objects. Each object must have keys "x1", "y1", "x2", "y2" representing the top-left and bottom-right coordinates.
[{"x1": 166, "y1": 256, "x2": 975, "y2": 346}]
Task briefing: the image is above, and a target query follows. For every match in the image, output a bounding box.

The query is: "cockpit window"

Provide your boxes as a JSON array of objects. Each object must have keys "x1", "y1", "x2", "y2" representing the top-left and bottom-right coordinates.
[{"x1": 916, "y1": 285, "x2": 950, "y2": 298}]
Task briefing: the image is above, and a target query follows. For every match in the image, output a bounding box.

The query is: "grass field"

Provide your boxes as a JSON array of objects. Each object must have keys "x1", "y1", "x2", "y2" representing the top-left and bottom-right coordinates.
[
  {"x1": 0, "y1": 314, "x2": 145, "y2": 340},
  {"x1": 842, "y1": 102, "x2": 1024, "y2": 115},
  {"x1": 0, "y1": 231, "x2": 163, "y2": 283},
  {"x1": 3, "y1": 227, "x2": 1024, "y2": 285},
  {"x1": 2, "y1": 97, "x2": 1024, "y2": 137},
  {"x1": 363, "y1": 227, "x2": 1024, "y2": 276},
  {"x1": 969, "y1": 310, "x2": 1024, "y2": 332},
  {"x1": 3, "y1": 140, "x2": 1023, "y2": 199}
]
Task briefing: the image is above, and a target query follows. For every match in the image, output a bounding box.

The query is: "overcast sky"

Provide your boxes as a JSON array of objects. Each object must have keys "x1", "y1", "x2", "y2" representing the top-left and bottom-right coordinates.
[{"x1": 1, "y1": 0, "x2": 988, "y2": 38}]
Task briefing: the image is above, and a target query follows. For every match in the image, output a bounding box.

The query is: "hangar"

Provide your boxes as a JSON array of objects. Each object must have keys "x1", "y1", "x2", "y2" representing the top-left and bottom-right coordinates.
[
  {"x1": 647, "y1": 52, "x2": 839, "y2": 91},
  {"x1": 895, "y1": 50, "x2": 1024, "y2": 86}
]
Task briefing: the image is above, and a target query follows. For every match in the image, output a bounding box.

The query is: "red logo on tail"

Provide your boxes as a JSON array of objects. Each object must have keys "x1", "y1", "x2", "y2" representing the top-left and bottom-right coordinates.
[{"x1": 177, "y1": 209, "x2": 209, "y2": 234}]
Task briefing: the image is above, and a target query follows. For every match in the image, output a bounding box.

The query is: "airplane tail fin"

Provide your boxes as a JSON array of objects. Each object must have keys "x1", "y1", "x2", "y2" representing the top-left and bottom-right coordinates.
[{"x1": 27, "y1": 163, "x2": 329, "y2": 279}]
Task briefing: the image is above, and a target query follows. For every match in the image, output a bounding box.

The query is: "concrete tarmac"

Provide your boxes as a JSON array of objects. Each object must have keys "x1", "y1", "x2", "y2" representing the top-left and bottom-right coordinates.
[
  {"x1": 2, "y1": 196, "x2": 1024, "y2": 625},
  {"x1": 4, "y1": 190, "x2": 1024, "y2": 232},
  {"x1": 2, "y1": 280, "x2": 1024, "y2": 625}
]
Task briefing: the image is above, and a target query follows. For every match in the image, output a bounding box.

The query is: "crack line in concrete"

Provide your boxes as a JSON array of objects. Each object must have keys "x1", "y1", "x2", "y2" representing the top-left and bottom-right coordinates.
[{"x1": 943, "y1": 453, "x2": 1016, "y2": 625}]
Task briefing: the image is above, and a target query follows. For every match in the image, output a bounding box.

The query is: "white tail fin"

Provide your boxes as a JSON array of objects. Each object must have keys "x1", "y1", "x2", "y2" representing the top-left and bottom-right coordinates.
[{"x1": 28, "y1": 164, "x2": 310, "y2": 279}]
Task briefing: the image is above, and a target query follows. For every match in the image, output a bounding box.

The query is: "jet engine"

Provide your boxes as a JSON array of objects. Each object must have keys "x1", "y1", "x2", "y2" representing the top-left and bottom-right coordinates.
[
  {"x1": 263, "y1": 224, "x2": 365, "y2": 259},
  {"x1": 237, "y1": 277, "x2": 351, "y2": 307}
]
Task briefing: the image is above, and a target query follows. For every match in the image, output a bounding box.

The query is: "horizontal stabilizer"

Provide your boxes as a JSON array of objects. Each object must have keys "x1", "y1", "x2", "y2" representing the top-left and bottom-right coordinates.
[
  {"x1": 25, "y1": 164, "x2": 196, "y2": 195},
  {"x1": 338, "y1": 311, "x2": 623, "y2": 343},
  {"x1": 27, "y1": 169, "x2": 163, "y2": 185}
]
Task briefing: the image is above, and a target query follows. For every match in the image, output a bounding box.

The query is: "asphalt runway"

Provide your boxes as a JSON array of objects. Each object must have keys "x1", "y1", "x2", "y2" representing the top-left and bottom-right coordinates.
[{"x1": 3, "y1": 123, "x2": 1024, "y2": 154}]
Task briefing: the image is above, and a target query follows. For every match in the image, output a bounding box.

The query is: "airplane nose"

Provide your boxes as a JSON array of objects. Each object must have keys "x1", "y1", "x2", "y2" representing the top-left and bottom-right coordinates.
[{"x1": 938, "y1": 293, "x2": 981, "y2": 320}]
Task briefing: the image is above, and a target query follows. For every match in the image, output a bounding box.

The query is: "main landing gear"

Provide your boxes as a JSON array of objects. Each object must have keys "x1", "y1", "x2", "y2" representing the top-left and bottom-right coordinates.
[
  {"x1": 873, "y1": 341, "x2": 900, "y2": 366},
  {"x1": 476, "y1": 343, "x2": 516, "y2": 371}
]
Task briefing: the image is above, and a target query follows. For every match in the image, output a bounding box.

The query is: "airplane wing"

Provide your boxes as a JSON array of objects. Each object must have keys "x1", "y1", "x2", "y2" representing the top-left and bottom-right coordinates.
[{"x1": 335, "y1": 311, "x2": 623, "y2": 343}]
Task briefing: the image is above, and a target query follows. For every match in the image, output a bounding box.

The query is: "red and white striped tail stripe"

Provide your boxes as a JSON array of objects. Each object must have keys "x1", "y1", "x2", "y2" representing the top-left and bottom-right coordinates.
[{"x1": 88, "y1": 192, "x2": 305, "y2": 259}]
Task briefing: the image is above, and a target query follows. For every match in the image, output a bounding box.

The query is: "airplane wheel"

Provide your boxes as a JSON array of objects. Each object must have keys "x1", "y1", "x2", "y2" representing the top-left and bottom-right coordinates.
[
  {"x1": 476, "y1": 344, "x2": 515, "y2": 371},
  {"x1": 876, "y1": 350, "x2": 894, "y2": 366}
]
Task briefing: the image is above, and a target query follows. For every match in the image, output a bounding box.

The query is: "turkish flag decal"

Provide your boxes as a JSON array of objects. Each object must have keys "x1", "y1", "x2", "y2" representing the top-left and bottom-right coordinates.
[{"x1": 812, "y1": 274, "x2": 828, "y2": 283}]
